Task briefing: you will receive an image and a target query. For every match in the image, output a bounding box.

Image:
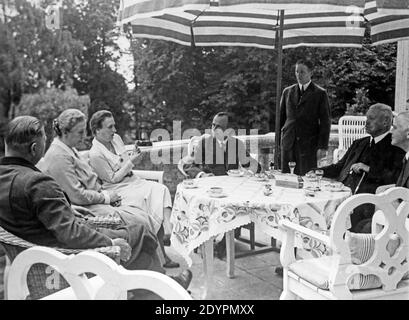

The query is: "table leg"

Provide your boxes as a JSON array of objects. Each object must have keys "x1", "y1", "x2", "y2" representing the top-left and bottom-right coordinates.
[
  {"x1": 201, "y1": 238, "x2": 214, "y2": 298},
  {"x1": 226, "y1": 230, "x2": 235, "y2": 278}
]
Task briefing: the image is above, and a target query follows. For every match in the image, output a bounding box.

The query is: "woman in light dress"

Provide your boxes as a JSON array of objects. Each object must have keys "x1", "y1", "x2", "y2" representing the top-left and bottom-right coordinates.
[{"x1": 88, "y1": 110, "x2": 178, "y2": 268}]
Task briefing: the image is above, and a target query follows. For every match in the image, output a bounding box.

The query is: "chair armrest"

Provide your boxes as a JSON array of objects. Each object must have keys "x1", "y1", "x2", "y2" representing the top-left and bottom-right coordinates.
[
  {"x1": 333, "y1": 149, "x2": 339, "y2": 164},
  {"x1": 279, "y1": 220, "x2": 331, "y2": 246},
  {"x1": 132, "y1": 170, "x2": 164, "y2": 184},
  {"x1": 92, "y1": 246, "x2": 121, "y2": 264},
  {"x1": 0, "y1": 226, "x2": 121, "y2": 263}
]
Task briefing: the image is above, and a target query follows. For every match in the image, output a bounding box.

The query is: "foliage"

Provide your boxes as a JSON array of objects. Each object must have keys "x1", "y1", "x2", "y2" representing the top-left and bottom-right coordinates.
[
  {"x1": 130, "y1": 35, "x2": 397, "y2": 136},
  {"x1": 14, "y1": 87, "x2": 89, "y2": 149},
  {"x1": 0, "y1": 0, "x2": 83, "y2": 118},
  {"x1": 131, "y1": 40, "x2": 277, "y2": 137},
  {"x1": 346, "y1": 88, "x2": 372, "y2": 115},
  {"x1": 62, "y1": 0, "x2": 131, "y2": 136},
  {"x1": 0, "y1": 0, "x2": 400, "y2": 150}
]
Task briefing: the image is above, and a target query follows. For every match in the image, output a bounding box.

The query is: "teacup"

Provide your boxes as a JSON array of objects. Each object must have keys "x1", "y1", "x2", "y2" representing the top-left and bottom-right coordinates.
[{"x1": 209, "y1": 187, "x2": 223, "y2": 194}]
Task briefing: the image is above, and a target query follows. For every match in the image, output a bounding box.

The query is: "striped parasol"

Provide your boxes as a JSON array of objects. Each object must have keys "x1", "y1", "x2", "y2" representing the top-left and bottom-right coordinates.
[
  {"x1": 118, "y1": 0, "x2": 409, "y2": 168},
  {"x1": 118, "y1": 0, "x2": 409, "y2": 48},
  {"x1": 365, "y1": 0, "x2": 409, "y2": 45},
  {"x1": 118, "y1": 0, "x2": 367, "y2": 49}
]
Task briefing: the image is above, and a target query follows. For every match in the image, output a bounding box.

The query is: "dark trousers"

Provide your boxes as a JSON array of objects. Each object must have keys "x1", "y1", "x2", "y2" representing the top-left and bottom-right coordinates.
[
  {"x1": 281, "y1": 140, "x2": 317, "y2": 176},
  {"x1": 349, "y1": 203, "x2": 375, "y2": 234}
]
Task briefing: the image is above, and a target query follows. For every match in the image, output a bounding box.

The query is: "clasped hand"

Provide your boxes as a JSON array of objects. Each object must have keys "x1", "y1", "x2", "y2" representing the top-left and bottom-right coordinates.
[
  {"x1": 108, "y1": 190, "x2": 122, "y2": 206},
  {"x1": 350, "y1": 162, "x2": 370, "y2": 174},
  {"x1": 130, "y1": 143, "x2": 143, "y2": 164},
  {"x1": 112, "y1": 238, "x2": 132, "y2": 262}
]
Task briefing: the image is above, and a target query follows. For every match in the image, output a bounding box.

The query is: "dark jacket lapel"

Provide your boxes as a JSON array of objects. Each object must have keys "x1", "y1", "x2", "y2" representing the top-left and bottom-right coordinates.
[
  {"x1": 399, "y1": 159, "x2": 409, "y2": 187},
  {"x1": 297, "y1": 82, "x2": 314, "y2": 107}
]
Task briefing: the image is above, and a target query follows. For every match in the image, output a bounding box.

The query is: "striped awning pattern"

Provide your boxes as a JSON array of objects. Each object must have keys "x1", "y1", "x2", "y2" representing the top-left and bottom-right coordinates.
[
  {"x1": 118, "y1": 0, "x2": 409, "y2": 49},
  {"x1": 365, "y1": 0, "x2": 409, "y2": 45}
]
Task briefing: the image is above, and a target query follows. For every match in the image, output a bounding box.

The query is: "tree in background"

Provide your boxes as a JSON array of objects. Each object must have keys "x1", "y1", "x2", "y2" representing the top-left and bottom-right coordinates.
[
  {"x1": 130, "y1": 32, "x2": 397, "y2": 136},
  {"x1": 14, "y1": 87, "x2": 89, "y2": 149},
  {"x1": 63, "y1": 0, "x2": 130, "y2": 136},
  {"x1": 0, "y1": 0, "x2": 83, "y2": 154},
  {"x1": 130, "y1": 40, "x2": 277, "y2": 136}
]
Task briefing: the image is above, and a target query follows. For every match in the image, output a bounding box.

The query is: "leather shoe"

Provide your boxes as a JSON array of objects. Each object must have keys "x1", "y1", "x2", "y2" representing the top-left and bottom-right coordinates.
[
  {"x1": 170, "y1": 269, "x2": 193, "y2": 289},
  {"x1": 163, "y1": 260, "x2": 180, "y2": 268}
]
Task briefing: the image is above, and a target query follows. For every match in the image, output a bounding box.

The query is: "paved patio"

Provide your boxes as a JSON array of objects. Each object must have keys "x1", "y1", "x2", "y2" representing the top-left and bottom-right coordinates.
[{"x1": 0, "y1": 225, "x2": 283, "y2": 300}]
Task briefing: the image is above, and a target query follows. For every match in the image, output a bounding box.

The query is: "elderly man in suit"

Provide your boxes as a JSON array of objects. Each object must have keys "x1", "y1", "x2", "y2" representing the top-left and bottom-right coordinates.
[
  {"x1": 0, "y1": 116, "x2": 192, "y2": 294},
  {"x1": 378, "y1": 111, "x2": 409, "y2": 188},
  {"x1": 280, "y1": 59, "x2": 331, "y2": 175},
  {"x1": 183, "y1": 112, "x2": 261, "y2": 178},
  {"x1": 317, "y1": 103, "x2": 405, "y2": 232}
]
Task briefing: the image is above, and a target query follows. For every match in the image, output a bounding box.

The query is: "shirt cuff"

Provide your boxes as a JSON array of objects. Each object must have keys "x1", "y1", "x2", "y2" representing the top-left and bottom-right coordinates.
[
  {"x1": 102, "y1": 190, "x2": 110, "y2": 204},
  {"x1": 196, "y1": 172, "x2": 205, "y2": 178}
]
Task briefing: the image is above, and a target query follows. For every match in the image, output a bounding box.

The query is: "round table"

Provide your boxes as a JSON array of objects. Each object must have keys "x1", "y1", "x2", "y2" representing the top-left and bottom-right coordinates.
[{"x1": 170, "y1": 175, "x2": 351, "y2": 296}]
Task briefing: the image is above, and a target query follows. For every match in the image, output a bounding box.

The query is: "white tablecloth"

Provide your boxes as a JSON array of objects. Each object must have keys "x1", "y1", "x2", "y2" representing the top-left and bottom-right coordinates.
[{"x1": 170, "y1": 176, "x2": 351, "y2": 266}]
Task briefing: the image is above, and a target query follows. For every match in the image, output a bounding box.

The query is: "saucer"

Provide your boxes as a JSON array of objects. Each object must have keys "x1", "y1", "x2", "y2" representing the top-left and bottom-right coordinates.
[
  {"x1": 322, "y1": 185, "x2": 348, "y2": 192},
  {"x1": 206, "y1": 190, "x2": 228, "y2": 198},
  {"x1": 251, "y1": 176, "x2": 269, "y2": 182},
  {"x1": 183, "y1": 184, "x2": 198, "y2": 189}
]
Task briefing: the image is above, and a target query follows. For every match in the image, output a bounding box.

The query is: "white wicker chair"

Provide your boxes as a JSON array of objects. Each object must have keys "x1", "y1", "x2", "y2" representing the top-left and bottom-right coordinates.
[
  {"x1": 333, "y1": 116, "x2": 368, "y2": 163},
  {"x1": 7, "y1": 246, "x2": 192, "y2": 300},
  {"x1": 279, "y1": 187, "x2": 409, "y2": 300}
]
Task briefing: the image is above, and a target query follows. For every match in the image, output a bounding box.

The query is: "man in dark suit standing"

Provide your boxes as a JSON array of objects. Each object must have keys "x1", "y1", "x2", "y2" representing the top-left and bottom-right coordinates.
[
  {"x1": 280, "y1": 59, "x2": 331, "y2": 175},
  {"x1": 318, "y1": 104, "x2": 405, "y2": 232},
  {"x1": 183, "y1": 112, "x2": 261, "y2": 178}
]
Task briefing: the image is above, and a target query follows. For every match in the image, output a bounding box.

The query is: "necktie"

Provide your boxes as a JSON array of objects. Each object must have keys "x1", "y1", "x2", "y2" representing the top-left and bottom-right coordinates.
[{"x1": 298, "y1": 86, "x2": 303, "y2": 102}]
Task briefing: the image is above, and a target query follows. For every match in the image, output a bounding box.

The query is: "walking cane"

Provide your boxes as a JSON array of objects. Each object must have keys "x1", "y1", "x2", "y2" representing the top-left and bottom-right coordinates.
[{"x1": 353, "y1": 171, "x2": 366, "y2": 195}]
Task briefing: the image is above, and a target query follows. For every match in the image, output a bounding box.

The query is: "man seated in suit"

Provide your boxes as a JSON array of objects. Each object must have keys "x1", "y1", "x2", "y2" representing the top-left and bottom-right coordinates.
[
  {"x1": 0, "y1": 116, "x2": 192, "y2": 293},
  {"x1": 183, "y1": 112, "x2": 261, "y2": 258},
  {"x1": 377, "y1": 111, "x2": 409, "y2": 191},
  {"x1": 315, "y1": 103, "x2": 405, "y2": 232},
  {"x1": 183, "y1": 112, "x2": 261, "y2": 178}
]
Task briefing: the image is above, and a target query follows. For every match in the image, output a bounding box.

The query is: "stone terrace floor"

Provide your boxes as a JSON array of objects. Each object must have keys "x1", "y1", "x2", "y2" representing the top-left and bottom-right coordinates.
[{"x1": 0, "y1": 225, "x2": 283, "y2": 300}]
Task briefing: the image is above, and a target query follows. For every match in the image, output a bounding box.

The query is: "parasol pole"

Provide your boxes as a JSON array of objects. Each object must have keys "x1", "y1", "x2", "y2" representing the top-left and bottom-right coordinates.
[{"x1": 274, "y1": 9, "x2": 284, "y2": 170}]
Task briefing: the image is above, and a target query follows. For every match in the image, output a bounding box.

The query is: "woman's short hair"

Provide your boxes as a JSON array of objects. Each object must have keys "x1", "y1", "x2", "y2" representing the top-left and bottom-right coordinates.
[
  {"x1": 53, "y1": 109, "x2": 86, "y2": 137},
  {"x1": 5, "y1": 116, "x2": 44, "y2": 154},
  {"x1": 89, "y1": 110, "x2": 113, "y2": 136}
]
